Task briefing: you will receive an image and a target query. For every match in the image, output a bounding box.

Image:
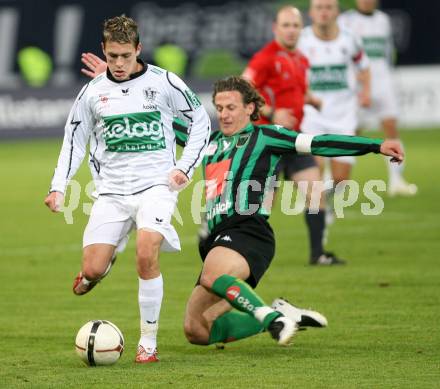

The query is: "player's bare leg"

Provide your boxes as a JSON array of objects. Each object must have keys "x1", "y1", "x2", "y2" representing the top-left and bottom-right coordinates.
[
  {"x1": 135, "y1": 228, "x2": 163, "y2": 363},
  {"x1": 184, "y1": 286, "x2": 226, "y2": 345},
  {"x1": 73, "y1": 243, "x2": 116, "y2": 295},
  {"x1": 186, "y1": 247, "x2": 296, "y2": 345},
  {"x1": 331, "y1": 159, "x2": 352, "y2": 187},
  {"x1": 382, "y1": 117, "x2": 417, "y2": 196},
  {"x1": 292, "y1": 166, "x2": 328, "y2": 264}
]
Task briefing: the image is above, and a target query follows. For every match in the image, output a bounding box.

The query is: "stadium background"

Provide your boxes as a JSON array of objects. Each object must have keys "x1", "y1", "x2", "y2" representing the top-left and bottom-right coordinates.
[
  {"x1": 1, "y1": 0, "x2": 440, "y2": 137},
  {"x1": 0, "y1": 0, "x2": 439, "y2": 387}
]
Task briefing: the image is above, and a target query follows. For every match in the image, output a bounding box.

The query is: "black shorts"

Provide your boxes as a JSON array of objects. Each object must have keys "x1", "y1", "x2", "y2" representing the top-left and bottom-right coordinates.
[
  {"x1": 277, "y1": 153, "x2": 317, "y2": 179},
  {"x1": 198, "y1": 216, "x2": 275, "y2": 288}
]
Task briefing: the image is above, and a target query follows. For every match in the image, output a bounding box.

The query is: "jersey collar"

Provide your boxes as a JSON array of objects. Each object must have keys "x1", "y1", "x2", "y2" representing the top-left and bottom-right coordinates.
[
  {"x1": 272, "y1": 40, "x2": 296, "y2": 56},
  {"x1": 106, "y1": 58, "x2": 148, "y2": 83},
  {"x1": 356, "y1": 8, "x2": 376, "y2": 16},
  {"x1": 218, "y1": 123, "x2": 254, "y2": 138}
]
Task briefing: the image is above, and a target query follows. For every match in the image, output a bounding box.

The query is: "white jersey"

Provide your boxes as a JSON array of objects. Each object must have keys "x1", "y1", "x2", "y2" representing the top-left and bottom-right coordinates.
[
  {"x1": 50, "y1": 63, "x2": 211, "y2": 195},
  {"x1": 339, "y1": 9, "x2": 398, "y2": 121},
  {"x1": 298, "y1": 26, "x2": 369, "y2": 131},
  {"x1": 339, "y1": 9, "x2": 393, "y2": 76}
]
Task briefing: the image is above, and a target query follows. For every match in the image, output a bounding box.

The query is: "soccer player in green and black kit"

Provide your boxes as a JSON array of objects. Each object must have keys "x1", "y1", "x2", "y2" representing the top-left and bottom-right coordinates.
[
  {"x1": 179, "y1": 76, "x2": 403, "y2": 346},
  {"x1": 81, "y1": 53, "x2": 403, "y2": 345}
]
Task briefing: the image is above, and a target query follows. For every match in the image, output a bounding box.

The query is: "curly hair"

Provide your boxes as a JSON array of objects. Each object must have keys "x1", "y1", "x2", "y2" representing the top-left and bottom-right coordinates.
[
  {"x1": 212, "y1": 76, "x2": 265, "y2": 121},
  {"x1": 102, "y1": 15, "x2": 139, "y2": 47}
]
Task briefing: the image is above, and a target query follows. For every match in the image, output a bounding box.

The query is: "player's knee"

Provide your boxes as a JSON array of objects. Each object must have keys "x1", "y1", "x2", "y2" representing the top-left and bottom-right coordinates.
[
  {"x1": 199, "y1": 273, "x2": 216, "y2": 290},
  {"x1": 136, "y1": 245, "x2": 157, "y2": 263},
  {"x1": 136, "y1": 234, "x2": 161, "y2": 263},
  {"x1": 183, "y1": 319, "x2": 209, "y2": 345},
  {"x1": 82, "y1": 262, "x2": 106, "y2": 281},
  {"x1": 332, "y1": 175, "x2": 346, "y2": 186}
]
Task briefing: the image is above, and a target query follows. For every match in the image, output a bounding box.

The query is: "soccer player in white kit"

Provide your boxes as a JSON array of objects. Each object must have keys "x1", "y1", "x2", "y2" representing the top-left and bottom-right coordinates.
[
  {"x1": 339, "y1": 0, "x2": 417, "y2": 196},
  {"x1": 44, "y1": 16, "x2": 211, "y2": 363},
  {"x1": 298, "y1": 0, "x2": 371, "y2": 246}
]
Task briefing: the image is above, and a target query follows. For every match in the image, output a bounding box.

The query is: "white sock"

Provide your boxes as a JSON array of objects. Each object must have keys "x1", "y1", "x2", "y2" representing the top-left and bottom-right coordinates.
[
  {"x1": 386, "y1": 139, "x2": 405, "y2": 186},
  {"x1": 138, "y1": 274, "x2": 163, "y2": 350}
]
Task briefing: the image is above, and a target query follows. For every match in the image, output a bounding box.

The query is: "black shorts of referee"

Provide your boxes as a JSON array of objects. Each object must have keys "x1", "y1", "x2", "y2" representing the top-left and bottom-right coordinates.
[
  {"x1": 198, "y1": 215, "x2": 275, "y2": 288},
  {"x1": 276, "y1": 153, "x2": 317, "y2": 179}
]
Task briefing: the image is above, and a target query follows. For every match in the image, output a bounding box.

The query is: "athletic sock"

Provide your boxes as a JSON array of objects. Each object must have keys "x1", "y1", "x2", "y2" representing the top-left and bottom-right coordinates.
[
  {"x1": 211, "y1": 274, "x2": 280, "y2": 329},
  {"x1": 81, "y1": 276, "x2": 92, "y2": 285},
  {"x1": 386, "y1": 139, "x2": 405, "y2": 185},
  {"x1": 304, "y1": 209, "x2": 325, "y2": 259},
  {"x1": 208, "y1": 311, "x2": 264, "y2": 344},
  {"x1": 138, "y1": 274, "x2": 163, "y2": 350}
]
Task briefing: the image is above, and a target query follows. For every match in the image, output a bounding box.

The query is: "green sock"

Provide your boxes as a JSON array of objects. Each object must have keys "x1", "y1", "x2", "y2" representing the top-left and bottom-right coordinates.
[
  {"x1": 211, "y1": 274, "x2": 279, "y2": 329},
  {"x1": 208, "y1": 311, "x2": 264, "y2": 344}
]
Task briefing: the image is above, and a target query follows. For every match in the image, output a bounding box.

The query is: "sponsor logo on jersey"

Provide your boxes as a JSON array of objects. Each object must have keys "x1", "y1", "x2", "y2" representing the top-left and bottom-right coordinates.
[
  {"x1": 206, "y1": 200, "x2": 233, "y2": 220},
  {"x1": 143, "y1": 104, "x2": 158, "y2": 110},
  {"x1": 184, "y1": 88, "x2": 201, "y2": 109},
  {"x1": 205, "y1": 159, "x2": 232, "y2": 200},
  {"x1": 362, "y1": 36, "x2": 387, "y2": 58},
  {"x1": 121, "y1": 88, "x2": 130, "y2": 96},
  {"x1": 220, "y1": 235, "x2": 232, "y2": 242},
  {"x1": 226, "y1": 286, "x2": 240, "y2": 301},
  {"x1": 309, "y1": 64, "x2": 348, "y2": 91},
  {"x1": 102, "y1": 111, "x2": 166, "y2": 152}
]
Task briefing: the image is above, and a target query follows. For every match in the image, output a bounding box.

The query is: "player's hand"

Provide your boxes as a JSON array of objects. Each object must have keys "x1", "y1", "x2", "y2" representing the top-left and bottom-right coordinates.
[
  {"x1": 81, "y1": 52, "x2": 107, "y2": 78},
  {"x1": 380, "y1": 139, "x2": 404, "y2": 164},
  {"x1": 273, "y1": 109, "x2": 297, "y2": 130},
  {"x1": 44, "y1": 191, "x2": 64, "y2": 212},
  {"x1": 168, "y1": 169, "x2": 190, "y2": 192}
]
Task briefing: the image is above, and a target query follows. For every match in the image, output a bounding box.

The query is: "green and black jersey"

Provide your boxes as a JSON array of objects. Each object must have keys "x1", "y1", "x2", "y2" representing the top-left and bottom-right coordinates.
[{"x1": 173, "y1": 120, "x2": 382, "y2": 233}]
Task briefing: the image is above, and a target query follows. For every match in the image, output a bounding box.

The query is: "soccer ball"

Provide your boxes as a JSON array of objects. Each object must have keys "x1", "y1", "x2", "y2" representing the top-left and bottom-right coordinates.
[{"x1": 75, "y1": 320, "x2": 124, "y2": 366}]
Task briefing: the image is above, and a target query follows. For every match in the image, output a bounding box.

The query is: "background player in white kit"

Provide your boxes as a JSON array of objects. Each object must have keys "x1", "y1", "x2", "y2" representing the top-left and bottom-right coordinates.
[
  {"x1": 339, "y1": 0, "x2": 417, "y2": 196},
  {"x1": 44, "y1": 16, "x2": 211, "y2": 363},
  {"x1": 298, "y1": 0, "x2": 371, "y2": 259}
]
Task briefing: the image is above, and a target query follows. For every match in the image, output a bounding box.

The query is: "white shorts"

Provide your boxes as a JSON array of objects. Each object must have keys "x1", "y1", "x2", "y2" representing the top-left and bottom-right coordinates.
[
  {"x1": 83, "y1": 185, "x2": 180, "y2": 253},
  {"x1": 301, "y1": 111, "x2": 356, "y2": 165},
  {"x1": 359, "y1": 72, "x2": 398, "y2": 126}
]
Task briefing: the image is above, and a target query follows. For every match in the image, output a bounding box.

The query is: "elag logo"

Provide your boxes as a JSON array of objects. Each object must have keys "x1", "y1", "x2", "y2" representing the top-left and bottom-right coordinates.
[{"x1": 226, "y1": 286, "x2": 240, "y2": 301}]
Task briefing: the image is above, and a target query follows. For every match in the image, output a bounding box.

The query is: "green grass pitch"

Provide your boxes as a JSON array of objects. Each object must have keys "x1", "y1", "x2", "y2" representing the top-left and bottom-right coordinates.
[{"x1": 0, "y1": 129, "x2": 439, "y2": 388}]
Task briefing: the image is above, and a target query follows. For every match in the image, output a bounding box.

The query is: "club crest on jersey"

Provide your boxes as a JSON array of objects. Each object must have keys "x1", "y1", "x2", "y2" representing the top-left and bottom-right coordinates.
[
  {"x1": 143, "y1": 87, "x2": 159, "y2": 102},
  {"x1": 206, "y1": 141, "x2": 218, "y2": 156},
  {"x1": 236, "y1": 133, "x2": 251, "y2": 148}
]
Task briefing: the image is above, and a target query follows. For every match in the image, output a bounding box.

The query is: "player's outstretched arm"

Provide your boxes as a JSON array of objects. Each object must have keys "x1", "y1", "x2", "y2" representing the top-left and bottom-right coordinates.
[
  {"x1": 262, "y1": 127, "x2": 404, "y2": 164},
  {"x1": 81, "y1": 53, "x2": 107, "y2": 78}
]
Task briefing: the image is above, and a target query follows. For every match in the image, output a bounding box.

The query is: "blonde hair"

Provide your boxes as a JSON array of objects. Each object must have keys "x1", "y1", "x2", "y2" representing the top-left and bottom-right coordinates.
[{"x1": 102, "y1": 15, "x2": 139, "y2": 47}]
